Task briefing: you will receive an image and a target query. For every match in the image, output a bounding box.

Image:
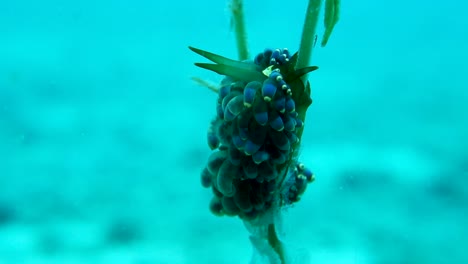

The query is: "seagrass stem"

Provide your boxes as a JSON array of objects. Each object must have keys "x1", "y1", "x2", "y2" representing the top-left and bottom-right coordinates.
[
  {"x1": 268, "y1": 223, "x2": 286, "y2": 264},
  {"x1": 230, "y1": 0, "x2": 250, "y2": 60},
  {"x1": 296, "y1": 0, "x2": 323, "y2": 76}
]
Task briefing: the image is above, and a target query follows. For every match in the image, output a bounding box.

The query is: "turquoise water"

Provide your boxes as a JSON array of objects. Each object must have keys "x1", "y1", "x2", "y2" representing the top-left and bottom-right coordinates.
[{"x1": 0, "y1": 0, "x2": 467, "y2": 263}]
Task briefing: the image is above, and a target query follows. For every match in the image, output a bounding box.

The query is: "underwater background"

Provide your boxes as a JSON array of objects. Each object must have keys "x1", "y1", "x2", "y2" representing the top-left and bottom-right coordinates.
[{"x1": 0, "y1": 0, "x2": 467, "y2": 263}]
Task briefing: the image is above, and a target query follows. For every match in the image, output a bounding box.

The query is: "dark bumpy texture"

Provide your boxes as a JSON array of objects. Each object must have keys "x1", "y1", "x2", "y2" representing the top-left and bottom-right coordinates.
[{"x1": 201, "y1": 49, "x2": 314, "y2": 220}]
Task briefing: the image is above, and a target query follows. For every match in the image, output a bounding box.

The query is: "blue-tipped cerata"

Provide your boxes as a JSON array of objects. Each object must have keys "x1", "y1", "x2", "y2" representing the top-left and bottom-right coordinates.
[
  {"x1": 262, "y1": 79, "x2": 277, "y2": 102},
  {"x1": 243, "y1": 81, "x2": 260, "y2": 107},
  {"x1": 195, "y1": 46, "x2": 318, "y2": 219}
]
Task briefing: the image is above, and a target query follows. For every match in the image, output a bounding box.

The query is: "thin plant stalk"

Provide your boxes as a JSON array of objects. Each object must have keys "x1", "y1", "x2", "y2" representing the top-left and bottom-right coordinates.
[
  {"x1": 223, "y1": 1, "x2": 339, "y2": 263},
  {"x1": 296, "y1": 0, "x2": 323, "y2": 81},
  {"x1": 230, "y1": 0, "x2": 249, "y2": 60},
  {"x1": 229, "y1": 3, "x2": 287, "y2": 260},
  {"x1": 191, "y1": 76, "x2": 219, "y2": 93},
  {"x1": 267, "y1": 223, "x2": 286, "y2": 263}
]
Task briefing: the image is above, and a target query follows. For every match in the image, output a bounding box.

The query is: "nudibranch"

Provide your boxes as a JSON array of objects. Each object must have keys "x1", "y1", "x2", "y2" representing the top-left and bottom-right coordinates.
[{"x1": 193, "y1": 46, "x2": 317, "y2": 220}]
